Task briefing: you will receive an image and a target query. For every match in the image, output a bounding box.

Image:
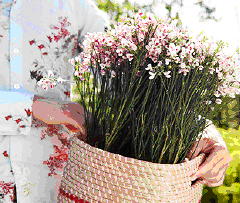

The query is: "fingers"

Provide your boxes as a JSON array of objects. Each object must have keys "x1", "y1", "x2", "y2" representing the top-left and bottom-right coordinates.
[
  {"x1": 64, "y1": 117, "x2": 86, "y2": 134},
  {"x1": 63, "y1": 103, "x2": 85, "y2": 116},
  {"x1": 63, "y1": 109, "x2": 86, "y2": 135},
  {"x1": 191, "y1": 163, "x2": 228, "y2": 187},
  {"x1": 204, "y1": 167, "x2": 227, "y2": 187},
  {"x1": 62, "y1": 104, "x2": 85, "y2": 121},
  {"x1": 61, "y1": 102, "x2": 86, "y2": 128},
  {"x1": 192, "y1": 151, "x2": 222, "y2": 179},
  {"x1": 186, "y1": 138, "x2": 216, "y2": 160},
  {"x1": 33, "y1": 100, "x2": 87, "y2": 134},
  {"x1": 190, "y1": 144, "x2": 231, "y2": 187}
]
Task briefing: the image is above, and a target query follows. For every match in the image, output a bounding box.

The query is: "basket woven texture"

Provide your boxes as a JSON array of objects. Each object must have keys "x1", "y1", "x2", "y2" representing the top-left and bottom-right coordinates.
[{"x1": 58, "y1": 137, "x2": 205, "y2": 203}]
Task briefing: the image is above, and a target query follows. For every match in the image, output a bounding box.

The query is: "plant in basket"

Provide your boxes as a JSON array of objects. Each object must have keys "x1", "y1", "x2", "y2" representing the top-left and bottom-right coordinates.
[
  {"x1": 57, "y1": 12, "x2": 240, "y2": 202},
  {"x1": 71, "y1": 13, "x2": 239, "y2": 163}
]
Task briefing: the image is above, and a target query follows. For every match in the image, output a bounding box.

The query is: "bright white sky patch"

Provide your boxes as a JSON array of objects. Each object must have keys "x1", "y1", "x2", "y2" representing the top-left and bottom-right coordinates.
[{"x1": 115, "y1": 0, "x2": 240, "y2": 53}]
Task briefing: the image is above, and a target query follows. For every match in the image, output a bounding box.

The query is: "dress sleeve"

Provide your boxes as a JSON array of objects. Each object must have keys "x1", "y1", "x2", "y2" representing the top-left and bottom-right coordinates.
[
  {"x1": 200, "y1": 119, "x2": 227, "y2": 149},
  {"x1": 0, "y1": 90, "x2": 34, "y2": 136},
  {"x1": 73, "y1": 0, "x2": 109, "y2": 37}
]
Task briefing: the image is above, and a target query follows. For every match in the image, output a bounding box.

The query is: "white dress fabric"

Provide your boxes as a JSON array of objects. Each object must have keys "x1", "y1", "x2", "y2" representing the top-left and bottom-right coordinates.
[{"x1": 0, "y1": 0, "x2": 108, "y2": 202}]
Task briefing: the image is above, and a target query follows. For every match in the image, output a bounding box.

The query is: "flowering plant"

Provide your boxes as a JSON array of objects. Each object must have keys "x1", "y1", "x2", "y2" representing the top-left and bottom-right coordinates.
[{"x1": 67, "y1": 13, "x2": 240, "y2": 164}]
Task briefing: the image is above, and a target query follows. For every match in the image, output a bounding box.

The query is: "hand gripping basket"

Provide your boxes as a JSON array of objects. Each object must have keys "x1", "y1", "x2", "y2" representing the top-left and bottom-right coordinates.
[{"x1": 58, "y1": 137, "x2": 205, "y2": 203}]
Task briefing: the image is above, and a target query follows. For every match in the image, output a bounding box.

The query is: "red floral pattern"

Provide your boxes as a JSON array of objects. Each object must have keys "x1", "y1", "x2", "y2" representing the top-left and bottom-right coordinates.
[
  {"x1": 43, "y1": 145, "x2": 69, "y2": 176},
  {"x1": 0, "y1": 181, "x2": 15, "y2": 201},
  {"x1": 64, "y1": 91, "x2": 71, "y2": 98},
  {"x1": 2, "y1": 107, "x2": 33, "y2": 130},
  {"x1": 35, "y1": 123, "x2": 71, "y2": 176},
  {"x1": 3, "y1": 151, "x2": 9, "y2": 157},
  {"x1": 24, "y1": 109, "x2": 32, "y2": 117},
  {"x1": 15, "y1": 118, "x2": 22, "y2": 124},
  {"x1": 29, "y1": 16, "x2": 78, "y2": 96},
  {"x1": 4, "y1": 115, "x2": 12, "y2": 120}
]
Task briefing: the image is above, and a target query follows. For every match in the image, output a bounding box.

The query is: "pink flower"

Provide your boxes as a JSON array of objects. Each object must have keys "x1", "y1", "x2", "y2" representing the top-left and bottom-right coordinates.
[
  {"x1": 100, "y1": 69, "x2": 106, "y2": 75},
  {"x1": 126, "y1": 53, "x2": 134, "y2": 61},
  {"x1": 66, "y1": 11, "x2": 240, "y2": 99},
  {"x1": 116, "y1": 48, "x2": 124, "y2": 56}
]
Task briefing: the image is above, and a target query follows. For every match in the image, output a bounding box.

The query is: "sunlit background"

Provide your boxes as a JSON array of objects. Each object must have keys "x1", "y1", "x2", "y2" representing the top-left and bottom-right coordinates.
[{"x1": 111, "y1": 0, "x2": 240, "y2": 53}]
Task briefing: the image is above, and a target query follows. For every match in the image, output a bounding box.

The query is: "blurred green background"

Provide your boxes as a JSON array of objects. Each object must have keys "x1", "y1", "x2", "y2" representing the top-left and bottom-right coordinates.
[{"x1": 91, "y1": 1, "x2": 240, "y2": 202}]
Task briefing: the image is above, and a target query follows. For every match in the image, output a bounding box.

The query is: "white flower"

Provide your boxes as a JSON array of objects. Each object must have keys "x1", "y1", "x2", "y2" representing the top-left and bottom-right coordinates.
[
  {"x1": 180, "y1": 63, "x2": 186, "y2": 69},
  {"x1": 165, "y1": 59, "x2": 171, "y2": 65},
  {"x1": 121, "y1": 38, "x2": 130, "y2": 47},
  {"x1": 68, "y1": 58, "x2": 75, "y2": 66},
  {"x1": 149, "y1": 71, "x2": 156, "y2": 80},
  {"x1": 74, "y1": 70, "x2": 80, "y2": 77},
  {"x1": 214, "y1": 92, "x2": 221, "y2": 98},
  {"x1": 158, "y1": 61, "x2": 163, "y2": 66},
  {"x1": 198, "y1": 65, "x2": 204, "y2": 70},
  {"x1": 111, "y1": 70, "x2": 116, "y2": 78},
  {"x1": 168, "y1": 43, "x2": 180, "y2": 57},
  {"x1": 131, "y1": 43, "x2": 137, "y2": 51},
  {"x1": 57, "y1": 77, "x2": 67, "y2": 83},
  {"x1": 47, "y1": 70, "x2": 54, "y2": 77},
  {"x1": 74, "y1": 56, "x2": 81, "y2": 63},
  {"x1": 216, "y1": 98, "x2": 222, "y2": 104},
  {"x1": 205, "y1": 100, "x2": 212, "y2": 105},
  {"x1": 209, "y1": 67, "x2": 215, "y2": 74},
  {"x1": 229, "y1": 93, "x2": 236, "y2": 98},
  {"x1": 100, "y1": 63, "x2": 106, "y2": 69},
  {"x1": 197, "y1": 115, "x2": 202, "y2": 120},
  {"x1": 163, "y1": 71, "x2": 171, "y2": 78},
  {"x1": 145, "y1": 64, "x2": 153, "y2": 71}
]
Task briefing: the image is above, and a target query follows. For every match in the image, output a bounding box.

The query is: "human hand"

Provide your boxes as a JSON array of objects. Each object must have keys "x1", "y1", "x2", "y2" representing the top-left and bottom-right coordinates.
[
  {"x1": 186, "y1": 138, "x2": 232, "y2": 187},
  {"x1": 32, "y1": 96, "x2": 86, "y2": 139}
]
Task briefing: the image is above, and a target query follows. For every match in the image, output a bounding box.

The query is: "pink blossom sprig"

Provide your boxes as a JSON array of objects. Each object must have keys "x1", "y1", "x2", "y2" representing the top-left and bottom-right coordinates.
[{"x1": 69, "y1": 12, "x2": 240, "y2": 102}]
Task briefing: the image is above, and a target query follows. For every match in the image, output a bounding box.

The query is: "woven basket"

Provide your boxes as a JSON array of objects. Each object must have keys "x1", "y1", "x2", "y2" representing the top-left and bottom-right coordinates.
[{"x1": 58, "y1": 137, "x2": 205, "y2": 203}]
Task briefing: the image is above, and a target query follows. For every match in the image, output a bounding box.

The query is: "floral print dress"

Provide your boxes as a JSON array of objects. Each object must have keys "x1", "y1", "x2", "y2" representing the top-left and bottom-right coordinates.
[{"x1": 0, "y1": 0, "x2": 108, "y2": 202}]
